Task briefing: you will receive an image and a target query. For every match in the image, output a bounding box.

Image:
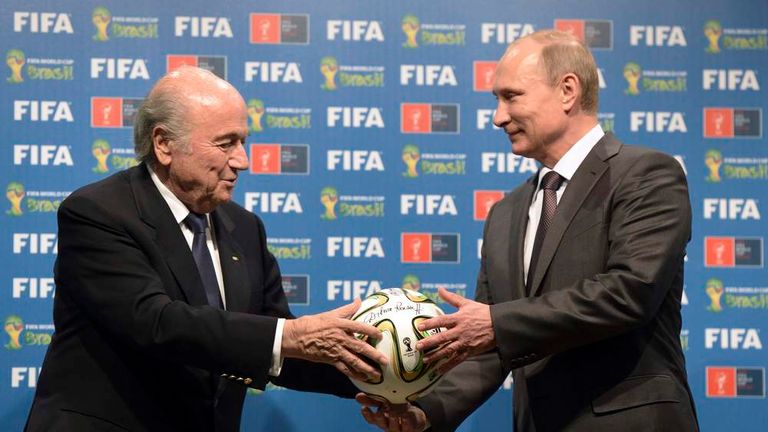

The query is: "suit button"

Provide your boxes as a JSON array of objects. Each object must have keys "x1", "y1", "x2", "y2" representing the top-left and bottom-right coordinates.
[{"x1": 244, "y1": 378, "x2": 253, "y2": 385}]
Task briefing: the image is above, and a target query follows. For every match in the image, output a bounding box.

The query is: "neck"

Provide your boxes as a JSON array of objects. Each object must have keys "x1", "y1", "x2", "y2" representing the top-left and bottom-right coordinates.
[{"x1": 540, "y1": 114, "x2": 598, "y2": 168}]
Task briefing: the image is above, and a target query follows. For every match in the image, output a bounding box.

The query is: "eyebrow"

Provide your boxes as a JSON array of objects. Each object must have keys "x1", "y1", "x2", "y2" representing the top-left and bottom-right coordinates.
[{"x1": 213, "y1": 132, "x2": 247, "y2": 142}]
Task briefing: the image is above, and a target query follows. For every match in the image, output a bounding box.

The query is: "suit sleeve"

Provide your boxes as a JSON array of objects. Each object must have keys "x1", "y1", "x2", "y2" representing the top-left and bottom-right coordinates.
[
  {"x1": 490, "y1": 152, "x2": 691, "y2": 368},
  {"x1": 416, "y1": 202, "x2": 510, "y2": 430},
  {"x1": 55, "y1": 194, "x2": 278, "y2": 383},
  {"x1": 248, "y1": 213, "x2": 358, "y2": 397}
]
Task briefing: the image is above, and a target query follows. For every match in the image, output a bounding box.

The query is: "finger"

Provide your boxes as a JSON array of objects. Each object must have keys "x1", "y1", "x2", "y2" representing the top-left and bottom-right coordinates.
[
  {"x1": 356, "y1": 393, "x2": 385, "y2": 409},
  {"x1": 341, "y1": 352, "x2": 382, "y2": 380},
  {"x1": 345, "y1": 336, "x2": 388, "y2": 366},
  {"x1": 340, "y1": 319, "x2": 384, "y2": 341},
  {"x1": 416, "y1": 315, "x2": 451, "y2": 333},
  {"x1": 361, "y1": 406, "x2": 388, "y2": 430},
  {"x1": 331, "y1": 298, "x2": 362, "y2": 319},
  {"x1": 415, "y1": 328, "x2": 453, "y2": 352},
  {"x1": 438, "y1": 286, "x2": 468, "y2": 307}
]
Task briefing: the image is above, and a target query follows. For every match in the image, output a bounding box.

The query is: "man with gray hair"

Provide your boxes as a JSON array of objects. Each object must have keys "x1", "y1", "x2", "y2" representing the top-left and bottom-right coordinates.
[
  {"x1": 26, "y1": 66, "x2": 386, "y2": 431},
  {"x1": 360, "y1": 30, "x2": 698, "y2": 432}
]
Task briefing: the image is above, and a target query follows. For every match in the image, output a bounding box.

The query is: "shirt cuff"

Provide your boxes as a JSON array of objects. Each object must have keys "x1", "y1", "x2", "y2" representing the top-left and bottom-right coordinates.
[{"x1": 268, "y1": 318, "x2": 285, "y2": 377}]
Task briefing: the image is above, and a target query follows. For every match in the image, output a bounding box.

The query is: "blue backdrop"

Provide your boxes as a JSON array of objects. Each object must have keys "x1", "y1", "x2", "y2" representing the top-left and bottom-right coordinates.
[{"x1": 2, "y1": 0, "x2": 766, "y2": 430}]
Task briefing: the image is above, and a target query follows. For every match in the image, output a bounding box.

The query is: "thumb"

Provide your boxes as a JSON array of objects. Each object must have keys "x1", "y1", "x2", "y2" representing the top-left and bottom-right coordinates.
[
  {"x1": 438, "y1": 287, "x2": 467, "y2": 308},
  {"x1": 332, "y1": 297, "x2": 362, "y2": 319}
]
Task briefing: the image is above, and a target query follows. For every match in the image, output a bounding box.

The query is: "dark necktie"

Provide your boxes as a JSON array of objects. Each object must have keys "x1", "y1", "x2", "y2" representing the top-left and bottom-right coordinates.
[
  {"x1": 526, "y1": 171, "x2": 565, "y2": 295},
  {"x1": 184, "y1": 212, "x2": 224, "y2": 308}
]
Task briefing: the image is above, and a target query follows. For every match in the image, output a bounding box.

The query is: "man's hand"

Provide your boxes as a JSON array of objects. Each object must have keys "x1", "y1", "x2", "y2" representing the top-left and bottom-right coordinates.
[
  {"x1": 282, "y1": 299, "x2": 387, "y2": 381},
  {"x1": 357, "y1": 393, "x2": 428, "y2": 432},
  {"x1": 416, "y1": 287, "x2": 495, "y2": 373}
]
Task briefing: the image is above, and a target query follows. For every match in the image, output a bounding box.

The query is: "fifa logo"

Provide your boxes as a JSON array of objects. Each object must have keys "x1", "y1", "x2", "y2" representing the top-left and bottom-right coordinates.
[
  {"x1": 706, "y1": 278, "x2": 724, "y2": 312},
  {"x1": 704, "y1": 20, "x2": 722, "y2": 53},
  {"x1": 402, "y1": 15, "x2": 420, "y2": 48},
  {"x1": 705, "y1": 149, "x2": 723, "y2": 182},
  {"x1": 320, "y1": 186, "x2": 339, "y2": 220},
  {"x1": 6, "y1": 182, "x2": 25, "y2": 216},
  {"x1": 403, "y1": 337, "x2": 413, "y2": 353},
  {"x1": 92, "y1": 139, "x2": 111, "y2": 173},
  {"x1": 247, "y1": 99, "x2": 265, "y2": 132},
  {"x1": 320, "y1": 56, "x2": 338, "y2": 91},
  {"x1": 401, "y1": 274, "x2": 421, "y2": 292},
  {"x1": 402, "y1": 145, "x2": 420, "y2": 178},
  {"x1": 623, "y1": 62, "x2": 641, "y2": 95},
  {"x1": 4, "y1": 315, "x2": 23, "y2": 350},
  {"x1": 92, "y1": 7, "x2": 112, "y2": 41},
  {"x1": 6, "y1": 49, "x2": 25, "y2": 83}
]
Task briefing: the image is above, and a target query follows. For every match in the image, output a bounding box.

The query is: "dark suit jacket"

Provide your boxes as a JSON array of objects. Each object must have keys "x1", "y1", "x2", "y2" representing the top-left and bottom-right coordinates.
[
  {"x1": 418, "y1": 134, "x2": 698, "y2": 431},
  {"x1": 26, "y1": 164, "x2": 357, "y2": 432}
]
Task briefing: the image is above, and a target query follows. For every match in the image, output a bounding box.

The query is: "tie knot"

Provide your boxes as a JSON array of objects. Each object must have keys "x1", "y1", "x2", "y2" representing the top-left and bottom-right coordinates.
[
  {"x1": 184, "y1": 212, "x2": 208, "y2": 234},
  {"x1": 540, "y1": 171, "x2": 564, "y2": 191}
]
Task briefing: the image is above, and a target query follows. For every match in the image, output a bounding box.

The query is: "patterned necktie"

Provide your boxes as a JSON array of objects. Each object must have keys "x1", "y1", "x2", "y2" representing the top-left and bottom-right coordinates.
[
  {"x1": 526, "y1": 171, "x2": 565, "y2": 295},
  {"x1": 184, "y1": 212, "x2": 224, "y2": 308}
]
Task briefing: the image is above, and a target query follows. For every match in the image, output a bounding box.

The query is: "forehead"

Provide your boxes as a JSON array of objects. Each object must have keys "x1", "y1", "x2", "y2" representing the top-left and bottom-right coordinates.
[
  {"x1": 494, "y1": 43, "x2": 545, "y2": 90},
  {"x1": 187, "y1": 90, "x2": 247, "y2": 135}
]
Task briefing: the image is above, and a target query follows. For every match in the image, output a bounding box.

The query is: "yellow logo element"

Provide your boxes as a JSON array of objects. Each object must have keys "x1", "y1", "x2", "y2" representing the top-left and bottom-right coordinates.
[
  {"x1": 401, "y1": 274, "x2": 421, "y2": 291},
  {"x1": 320, "y1": 56, "x2": 338, "y2": 91},
  {"x1": 92, "y1": 139, "x2": 112, "y2": 173},
  {"x1": 705, "y1": 149, "x2": 723, "y2": 182},
  {"x1": 623, "y1": 62, "x2": 641, "y2": 95},
  {"x1": 6, "y1": 49, "x2": 25, "y2": 83},
  {"x1": 402, "y1": 144, "x2": 420, "y2": 178},
  {"x1": 704, "y1": 20, "x2": 722, "y2": 53},
  {"x1": 6, "y1": 182, "x2": 25, "y2": 216},
  {"x1": 320, "y1": 186, "x2": 338, "y2": 220},
  {"x1": 4, "y1": 315, "x2": 23, "y2": 350},
  {"x1": 402, "y1": 15, "x2": 420, "y2": 48},
  {"x1": 93, "y1": 7, "x2": 112, "y2": 41},
  {"x1": 247, "y1": 99, "x2": 265, "y2": 132},
  {"x1": 706, "y1": 278, "x2": 725, "y2": 312}
]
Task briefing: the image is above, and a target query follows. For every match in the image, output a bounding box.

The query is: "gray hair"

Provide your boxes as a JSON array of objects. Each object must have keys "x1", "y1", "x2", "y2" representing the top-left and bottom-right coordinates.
[{"x1": 133, "y1": 81, "x2": 190, "y2": 166}]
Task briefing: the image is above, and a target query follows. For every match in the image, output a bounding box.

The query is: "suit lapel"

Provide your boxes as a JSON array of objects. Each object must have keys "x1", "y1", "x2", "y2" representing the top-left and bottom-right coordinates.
[
  {"x1": 529, "y1": 134, "x2": 621, "y2": 296},
  {"x1": 489, "y1": 177, "x2": 536, "y2": 304},
  {"x1": 130, "y1": 165, "x2": 210, "y2": 307},
  {"x1": 509, "y1": 179, "x2": 537, "y2": 300},
  {"x1": 211, "y1": 208, "x2": 251, "y2": 313}
]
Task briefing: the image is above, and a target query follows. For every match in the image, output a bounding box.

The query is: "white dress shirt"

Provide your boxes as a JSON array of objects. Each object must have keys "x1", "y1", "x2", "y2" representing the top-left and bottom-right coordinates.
[
  {"x1": 148, "y1": 165, "x2": 284, "y2": 376},
  {"x1": 523, "y1": 124, "x2": 605, "y2": 284}
]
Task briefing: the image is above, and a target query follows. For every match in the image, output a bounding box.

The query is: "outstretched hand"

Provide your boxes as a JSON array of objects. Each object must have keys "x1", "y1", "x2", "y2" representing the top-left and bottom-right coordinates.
[
  {"x1": 357, "y1": 393, "x2": 428, "y2": 432},
  {"x1": 416, "y1": 287, "x2": 496, "y2": 373},
  {"x1": 282, "y1": 299, "x2": 387, "y2": 381}
]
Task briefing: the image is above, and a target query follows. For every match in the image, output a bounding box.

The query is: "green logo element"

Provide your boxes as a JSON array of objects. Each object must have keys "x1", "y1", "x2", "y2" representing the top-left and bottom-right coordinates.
[
  {"x1": 4, "y1": 315, "x2": 24, "y2": 350},
  {"x1": 402, "y1": 144, "x2": 421, "y2": 178},
  {"x1": 91, "y1": 139, "x2": 112, "y2": 173},
  {"x1": 320, "y1": 56, "x2": 338, "y2": 91},
  {"x1": 402, "y1": 15, "x2": 420, "y2": 48},
  {"x1": 320, "y1": 186, "x2": 338, "y2": 220},
  {"x1": 6, "y1": 182, "x2": 25, "y2": 216},
  {"x1": 247, "y1": 99, "x2": 265, "y2": 132},
  {"x1": 6, "y1": 49, "x2": 25, "y2": 83},
  {"x1": 705, "y1": 149, "x2": 723, "y2": 182},
  {"x1": 92, "y1": 7, "x2": 112, "y2": 41},
  {"x1": 706, "y1": 278, "x2": 725, "y2": 312},
  {"x1": 623, "y1": 62, "x2": 642, "y2": 95},
  {"x1": 704, "y1": 20, "x2": 722, "y2": 53},
  {"x1": 401, "y1": 274, "x2": 421, "y2": 291}
]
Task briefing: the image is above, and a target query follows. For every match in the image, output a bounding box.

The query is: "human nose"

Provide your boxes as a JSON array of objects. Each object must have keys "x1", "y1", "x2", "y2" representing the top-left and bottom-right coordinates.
[
  {"x1": 229, "y1": 142, "x2": 249, "y2": 171},
  {"x1": 492, "y1": 102, "x2": 508, "y2": 128}
]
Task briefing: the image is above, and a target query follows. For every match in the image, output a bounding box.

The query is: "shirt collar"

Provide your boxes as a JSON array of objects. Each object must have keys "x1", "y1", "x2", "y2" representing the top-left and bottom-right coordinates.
[
  {"x1": 538, "y1": 123, "x2": 604, "y2": 187},
  {"x1": 147, "y1": 164, "x2": 195, "y2": 225}
]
